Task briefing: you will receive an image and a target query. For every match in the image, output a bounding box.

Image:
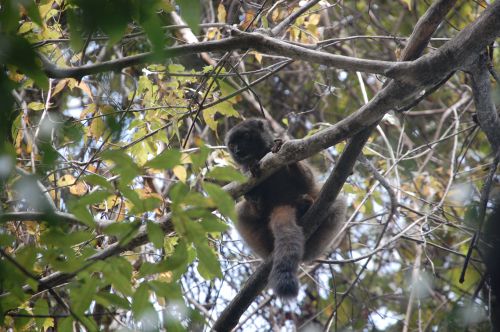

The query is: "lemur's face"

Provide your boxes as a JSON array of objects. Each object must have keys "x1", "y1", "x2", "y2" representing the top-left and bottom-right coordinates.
[{"x1": 225, "y1": 119, "x2": 274, "y2": 166}]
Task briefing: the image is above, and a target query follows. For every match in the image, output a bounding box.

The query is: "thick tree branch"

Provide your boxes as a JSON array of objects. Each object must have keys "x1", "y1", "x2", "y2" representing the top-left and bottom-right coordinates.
[
  {"x1": 459, "y1": 52, "x2": 500, "y2": 284},
  {"x1": 469, "y1": 53, "x2": 500, "y2": 150},
  {"x1": 41, "y1": 31, "x2": 398, "y2": 80},
  {"x1": 400, "y1": 0, "x2": 457, "y2": 60}
]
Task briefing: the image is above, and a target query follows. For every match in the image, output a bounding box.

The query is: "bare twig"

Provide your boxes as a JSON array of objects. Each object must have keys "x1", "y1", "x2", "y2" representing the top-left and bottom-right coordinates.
[{"x1": 270, "y1": 0, "x2": 321, "y2": 36}]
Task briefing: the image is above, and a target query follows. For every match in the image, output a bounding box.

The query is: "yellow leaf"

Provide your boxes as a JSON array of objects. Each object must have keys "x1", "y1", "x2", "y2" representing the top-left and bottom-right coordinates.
[
  {"x1": 52, "y1": 79, "x2": 70, "y2": 97},
  {"x1": 19, "y1": 22, "x2": 35, "y2": 34},
  {"x1": 295, "y1": 11, "x2": 306, "y2": 26},
  {"x1": 7, "y1": 66, "x2": 24, "y2": 82},
  {"x1": 39, "y1": 3, "x2": 53, "y2": 19},
  {"x1": 101, "y1": 105, "x2": 114, "y2": 114},
  {"x1": 173, "y1": 165, "x2": 187, "y2": 183},
  {"x1": 58, "y1": 174, "x2": 76, "y2": 187},
  {"x1": 290, "y1": 26, "x2": 300, "y2": 41},
  {"x1": 26, "y1": 221, "x2": 39, "y2": 235},
  {"x1": 76, "y1": 81, "x2": 94, "y2": 101},
  {"x1": 306, "y1": 23, "x2": 318, "y2": 36},
  {"x1": 203, "y1": 107, "x2": 218, "y2": 131},
  {"x1": 271, "y1": 8, "x2": 280, "y2": 22},
  {"x1": 206, "y1": 27, "x2": 221, "y2": 40},
  {"x1": 180, "y1": 153, "x2": 192, "y2": 164},
  {"x1": 158, "y1": 271, "x2": 173, "y2": 283},
  {"x1": 95, "y1": 195, "x2": 121, "y2": 210},
  {"x1": 80, "y1": 104, "x2": 96, "y2": 120},
  {"x1": 203, "y1": 101, "x2": 238, "y2": 132},
  {"x1": 253, "y1": 51, "x2": 263, "y2": 64},
  {"x1": 27, "y1": 102, "x2": 45, "y2": 111},
  {"x1": 240, "y1": 11, "x2": 255, "y2": 30},
  {"x1": 43, "y1": 318, "x2": 55, "y2": 330},
  {"x1": 137, "y1": 188, "x2": 161, "y2": 200},
  {"x1": 308, "y1": 14, "x2": 321, "y2": 25},
  {"x1": 70, "y1": 182, "x2": 87, "y2": 196},
  {"x1": 90, "y1": 117, "x2": 105, "y2": 139},
  {"x1": 217, "y1": 3, "x2": 226, "y2": 23},
  {"x1": 402, "y1": 0, "x2": 412, "y2": 10}
]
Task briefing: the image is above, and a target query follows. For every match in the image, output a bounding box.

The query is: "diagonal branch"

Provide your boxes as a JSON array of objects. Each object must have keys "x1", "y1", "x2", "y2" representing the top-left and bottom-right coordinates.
[
  {"x1": 459, "y1": 52, "x2": 500, "y2": 284},
  {"x1": 270, "y1": 0, "x2": 320, "y2": 36}
]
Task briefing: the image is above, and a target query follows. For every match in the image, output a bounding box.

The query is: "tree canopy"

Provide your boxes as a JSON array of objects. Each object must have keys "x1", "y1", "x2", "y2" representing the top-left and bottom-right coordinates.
[{"x1": 1, "y1": 0, "x2": 499, "y2": 331}]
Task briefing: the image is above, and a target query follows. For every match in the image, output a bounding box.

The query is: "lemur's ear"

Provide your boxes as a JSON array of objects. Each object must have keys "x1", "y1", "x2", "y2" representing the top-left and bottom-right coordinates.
[{"x1": 257, "y1": 118, "x2": 266, "y2": 129}]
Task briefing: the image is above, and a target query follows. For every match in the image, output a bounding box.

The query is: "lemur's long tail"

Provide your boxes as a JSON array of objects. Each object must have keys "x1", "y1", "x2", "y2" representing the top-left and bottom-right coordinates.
[{"x1": 268, "y1": 205, "x2": 304, "y2": 298}]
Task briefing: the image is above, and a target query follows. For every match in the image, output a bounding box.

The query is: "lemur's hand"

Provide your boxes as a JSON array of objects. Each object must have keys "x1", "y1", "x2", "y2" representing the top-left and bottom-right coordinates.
[{"x1": 271, "y1": 138, "x2": 284, "y2": 153}]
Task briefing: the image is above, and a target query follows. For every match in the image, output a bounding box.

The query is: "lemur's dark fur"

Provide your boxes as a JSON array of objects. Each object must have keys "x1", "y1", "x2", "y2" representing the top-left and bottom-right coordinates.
[{"x1": 225, "y1": 118, "x2": 347, "y2": 298}]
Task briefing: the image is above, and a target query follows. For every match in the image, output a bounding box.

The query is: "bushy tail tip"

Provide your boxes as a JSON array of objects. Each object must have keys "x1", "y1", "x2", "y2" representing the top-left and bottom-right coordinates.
[{"x1": 269, "y1": 269, "x2": 299, "y2": 298}]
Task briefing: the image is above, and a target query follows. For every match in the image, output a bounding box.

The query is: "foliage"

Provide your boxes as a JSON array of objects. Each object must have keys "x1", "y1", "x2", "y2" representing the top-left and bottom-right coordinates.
[{"x1": 0, "y1": 0, "x2": 498, "y2": 331}]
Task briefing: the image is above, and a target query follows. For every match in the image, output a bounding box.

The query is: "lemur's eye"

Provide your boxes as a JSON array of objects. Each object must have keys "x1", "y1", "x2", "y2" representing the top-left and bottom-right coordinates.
[{"x1": 228, "y1": 143, "x2": 235, "y2": 150}]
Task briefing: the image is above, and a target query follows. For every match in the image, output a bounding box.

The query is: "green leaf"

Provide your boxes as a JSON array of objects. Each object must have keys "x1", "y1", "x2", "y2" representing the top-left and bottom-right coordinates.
[
  {"x1": 33, "y1": 299, "x2": 49, "y2": 330},
  {"x1": 170, "y1": 182, "x2": 190, "y2": 203},
  {"x1": 68, "y1": 204, "x2": 95, "y2": 228},
  {"x1": 59, "y1": 317, "x2": 73, "y2": 332},
  {"x1": 77, "y1": 190, "x2": 111, "y2": 206},
  {"x1": 0, "y1": 35, "x2": 48, "y2": 89},
  {"x1": 0, "y1": 233, "x2": 15, "y2": 246},
  {"x1": 164, "y1": 239, "x2": 189, "y2": 270},
  {"x1": 145, "y1": 149, "x2": 182, "y2": 169},
  {"x1": 27, "y1": 102, "x2": 45, "y2": 111},
  {"x1": 183, "y1": 192, "x2": 213, "y2": 209},
  {"x1": 82, "y1": 174, "x2": 114, "y2": 190},
  {"x1": 103, "y1": 222, "x2": 140, "y2": 245},
  {"x1": 203, "y1": 182, "x2": 235, "y2": 220},
  {"x1": 132, "y1": 284, "x2": 158, "y2": 330},
  {"x1": 132, "y1": 283, "x2": 150, "y2": 318},
  {"x1": 23, "y1": 1, "x2": 43, "y2": 26},
  {"x1": 176, "y1": 0, "x2": 201, "y2": 35},
  {"x1": 13, "y1": 309, "x2": 31, "y2": 330},
  {"x1": 200, "y1": 215, "x2": 229, "y2": 233},
  {"x1": 101, "y1": 150, "x2": 140, "y2": 184},
  {"x1": 95, "y1": 292, "x2": 131, "y2": 310},
  {"x1": 203, "y1": 101, "x2": 239, "y2": 131},
  {"x1": 182, "y1": 218, "x2": 206, "y2": 245},
  {"x1": 131, "y1": 196, "x2": 161, "y2": 215},
  {"x1": 102, "y1": 258, "x2": 133, "y2": 296},
  {"x1": 207, "y1": 166, "x2": 246, "y2": 183},
  {"x1": 71, "y1": 277, "x2": 98, "y2": 315},
  {"x1": 195, "y1": 242, "x2": 222, "y2": 279},
  {"x1": 149, "y1": 280, "x2": 182, "y2": 299},
  {"x1": 147, "y1": 222, "x2": 165, "y2": 249},
  {"x1": 41, "y1": 229, "x2": 92, "y2": 247},
  {"x1": 190, "y1": 144, "x2": 210, "y2": 170},
  {"x1": 138, "y1": 5, "x2": 164, "y2": 55}
]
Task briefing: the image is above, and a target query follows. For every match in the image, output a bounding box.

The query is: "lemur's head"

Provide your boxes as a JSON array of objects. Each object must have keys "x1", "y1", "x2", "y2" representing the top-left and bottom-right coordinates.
[{"x1": 225, "y1": 118, "x2": 274, "y2": 166}]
